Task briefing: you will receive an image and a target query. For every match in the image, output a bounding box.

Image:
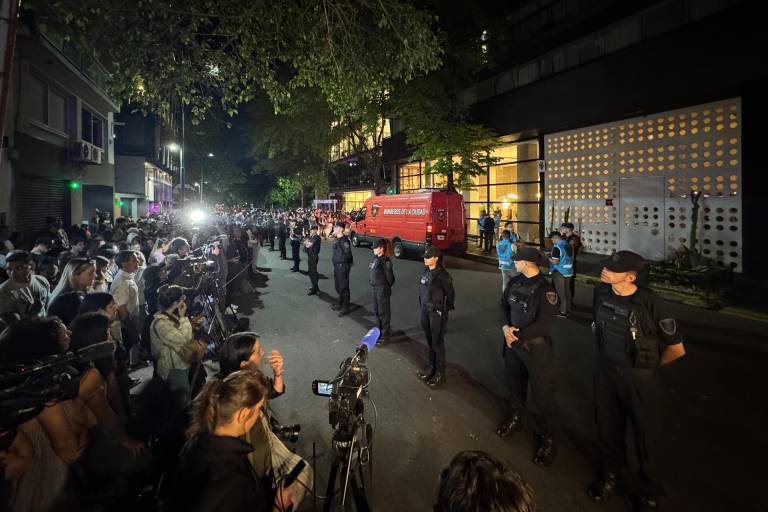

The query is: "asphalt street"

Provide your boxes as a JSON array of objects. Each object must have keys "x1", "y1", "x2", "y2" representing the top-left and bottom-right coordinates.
[{"x1": 219, "y1": 242, "x2": 768, "y2": 512}]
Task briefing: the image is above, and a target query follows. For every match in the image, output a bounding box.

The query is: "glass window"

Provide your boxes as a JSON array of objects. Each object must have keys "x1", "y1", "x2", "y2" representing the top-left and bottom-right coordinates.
[
  {"x1": 489, "y1": 183, "x2": 540, "y2": 203},
  {"x1": 48, "y1": 89, "x2": 66, "y2": 133},
  {"x1": 27, "y1": 76, "x2": 46, "y2": 123},
  {"x1": 81, "y1": 107, "x2": 105, "y2": 147},
  {"x1": 81, "y1": 109, "x2": 92, "y2": 141}
]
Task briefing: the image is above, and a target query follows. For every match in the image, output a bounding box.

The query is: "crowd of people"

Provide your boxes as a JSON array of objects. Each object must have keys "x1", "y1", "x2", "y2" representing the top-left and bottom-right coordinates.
[{"x1": 0, "y1": 203, "x2": 686, "y2": 511}]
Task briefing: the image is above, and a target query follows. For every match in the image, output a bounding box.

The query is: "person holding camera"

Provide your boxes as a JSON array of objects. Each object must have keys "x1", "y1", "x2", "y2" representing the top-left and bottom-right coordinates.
[
  {"x1": 497, "y1": 247, "x2": 559, "y2": 467},
  {"x1": 417, "y1": 246, "x2": 455, "y2": 387},
  {"x1": 587, "y1": 251, "x2": 685, "y2": 511},
  {"x1": 369, "y1": 239, "x2": 395, "y2": 344},
  {"x1": 150, "y1": 285, "x2": 206, "y2": 407},
  {"x1": 331, "y1": 222, "x2": 354, "y2": 316},
  {"x1": 172, "y1": 369, "x2": 295, "y2": 512},
  {"x1": 217, "y1": 332, "x2": 310, "y2": 508},
  {"x1": 304, "y1": 225, "x2": 322, "y2": 295}
]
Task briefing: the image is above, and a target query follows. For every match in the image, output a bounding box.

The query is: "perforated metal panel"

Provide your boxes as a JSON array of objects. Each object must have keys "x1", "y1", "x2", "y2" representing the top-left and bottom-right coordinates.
[{"x1": 544, "y1": 98, "x2": 742, "y2": 271}]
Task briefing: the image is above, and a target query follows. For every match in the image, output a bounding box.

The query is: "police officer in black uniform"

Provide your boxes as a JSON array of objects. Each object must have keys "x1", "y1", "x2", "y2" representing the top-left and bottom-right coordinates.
[
  {"x1": 496, "y1": 246, "x2": 559, "y2": 467},
  {"x1": 305, "y1": 225, "x2": 321, "y2": 295},
  {"x1": 267, "y1": 216, "x2": 276, "y2": 252},
  {"x1": 588, "y1": 251, "x2": 685, "y2": 511},
  {"x1": 289, "y1": 220, "x2": 302, "y2": 272},
  {"x1": 369, "y1": 239, "x2": 395, "y2": 344},
  {"x1": 277, "y1": 218, "x2": 288, "y2": 260},
  {"x1": 416, "y1": 246, "x2": 455, "y2": 387},
  {"x1": 331, "y1": 222, "x2": 353, "y2": 316}
]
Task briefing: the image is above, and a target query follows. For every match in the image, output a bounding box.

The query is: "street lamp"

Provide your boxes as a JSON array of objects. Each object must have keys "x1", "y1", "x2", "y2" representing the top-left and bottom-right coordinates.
[{"x1": 167, "y1": 142, "x2": 184, "y2": 205}]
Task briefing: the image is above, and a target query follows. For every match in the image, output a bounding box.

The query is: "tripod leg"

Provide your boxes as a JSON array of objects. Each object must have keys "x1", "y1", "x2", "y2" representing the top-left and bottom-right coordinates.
[
  {"x1": 350, "y1": 471, "x2": 370, "y2": 512},
  {"x1": 323, "y1": 459, "x2": 340, "y2": 512}
]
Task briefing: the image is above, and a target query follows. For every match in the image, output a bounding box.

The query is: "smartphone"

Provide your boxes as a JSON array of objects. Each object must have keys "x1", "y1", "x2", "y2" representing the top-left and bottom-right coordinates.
[{"x1": 312, "y1": 380, "x2": 334, "y2": 396}]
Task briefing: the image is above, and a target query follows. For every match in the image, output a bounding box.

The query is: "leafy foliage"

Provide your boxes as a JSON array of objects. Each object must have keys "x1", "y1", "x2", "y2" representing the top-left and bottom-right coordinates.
[
  {"x1": 247, "y1": 89, "x2": 336, "y2": 199},
  {"x1": 393, "y1": 78, "x2": 500, "y2": 190},
  {"x1": 24, "y1": 0, "x2": 442, "y2": 123},
  {"x1": 268, "y1": 176, "x2": 303, "y2": 208}
]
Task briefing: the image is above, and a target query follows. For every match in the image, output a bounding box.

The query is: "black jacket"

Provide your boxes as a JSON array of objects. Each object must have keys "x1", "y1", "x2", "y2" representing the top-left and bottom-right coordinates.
[
  {"x1": 369, "y1": 255, "x2": 395, "y2": 289},
  {"x1": 332, "y1": 235, "x2": 353, "y2": 266},
  {"x1": 500, "y1": 272, "x2": 556, "y2": 347},
  {"x1": 172, "y1": 434, "x2": 271, "y2": 512},
  {"x1": 305, "y1": 234, "x2": 321, "y2": 258},
  {"x1": 418, "y1": 266, "x2": 455, "y2": 313}
]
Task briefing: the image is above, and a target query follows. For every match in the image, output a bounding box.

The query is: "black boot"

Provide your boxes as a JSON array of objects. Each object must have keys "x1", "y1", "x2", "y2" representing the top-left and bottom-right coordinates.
[
  {"x1": 495, "y1": 414, "x2": 522, "y2": 438},
  {"x1": 587, "y1": 472, "x2": 621, "y2": 503},
  {"x1": 532, "y1": 436, "x2": 557, "y2": 466},
  {"x1": 417, "y1": 366, "x2": 435, "y2": 382},
  {"x1": 426, "y1": 372, "x2": 445, "y2": 387}
]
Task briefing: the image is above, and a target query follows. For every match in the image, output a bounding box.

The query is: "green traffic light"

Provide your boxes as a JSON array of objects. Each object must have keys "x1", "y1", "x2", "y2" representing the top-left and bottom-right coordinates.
[{"x1": 69, "y1": 181, "x2": 80, "y2": 190}]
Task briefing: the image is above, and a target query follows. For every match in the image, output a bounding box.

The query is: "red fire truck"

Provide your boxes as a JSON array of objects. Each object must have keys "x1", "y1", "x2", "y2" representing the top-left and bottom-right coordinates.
[{"x1": 349, "y1": 191, "x2": 466, "y2": 258}]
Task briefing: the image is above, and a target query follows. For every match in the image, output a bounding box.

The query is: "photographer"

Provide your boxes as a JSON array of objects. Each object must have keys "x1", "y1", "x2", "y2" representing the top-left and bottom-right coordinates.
[
  {"x1": 218, "y1": 333, "x2": 311, "y2": 508},
  {"x1": 149, "y1": 285, "x2": 206, "y2": 408},
  {"x1": 172, "y1": 370, "x2": 294, "y2": 512}
]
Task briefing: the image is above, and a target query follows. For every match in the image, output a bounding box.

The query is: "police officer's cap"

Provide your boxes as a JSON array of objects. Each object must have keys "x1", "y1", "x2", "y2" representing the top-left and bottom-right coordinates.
[
  {"x1": 603, "y1": 250, "x2": 646, "y2": 273},
  {"x1": 335, "y1": 221, "x2": 347, "y2": 229},
  {"x1": 512, "y1": 246, "x2": 542, "y2": 263},
  {"x1": 423, "y1": 246, "x2": 442, "y2": 259}
]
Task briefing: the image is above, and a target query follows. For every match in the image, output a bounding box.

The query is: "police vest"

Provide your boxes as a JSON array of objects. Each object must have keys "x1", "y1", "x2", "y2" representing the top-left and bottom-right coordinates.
[
  {"x1": 549, "y1": 239, "x2": 574, "y2": 277},
  {"x1": 595, "y1": 291, "x2": 661, "y2": 369},
  {"x1": 504, "y1": 274, "x2": 548, "y2": 329}
]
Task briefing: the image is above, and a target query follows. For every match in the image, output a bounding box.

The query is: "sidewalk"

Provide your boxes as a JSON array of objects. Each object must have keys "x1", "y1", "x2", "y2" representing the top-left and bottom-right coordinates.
[{"x1": 460, "y1": 243, "x2": 768, "y2": 330}]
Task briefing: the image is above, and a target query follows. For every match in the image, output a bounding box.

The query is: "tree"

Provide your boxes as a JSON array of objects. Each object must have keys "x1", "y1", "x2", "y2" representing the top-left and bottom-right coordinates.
[
  {"x1": 392, "y1": 77, "x2": 501, "y2": 191},
  {"x1": 24, "y1": 0, "x2": 442, "y2": 123},
  {"x1": 268, "y1": 176, "x2": 302, "y2": 208},
  {"x1": 247, "y1": 89, "x2": 336, "y2": 200},
  {"x1": 332, "y1": 90, "x2": 392, "y2": 192}
]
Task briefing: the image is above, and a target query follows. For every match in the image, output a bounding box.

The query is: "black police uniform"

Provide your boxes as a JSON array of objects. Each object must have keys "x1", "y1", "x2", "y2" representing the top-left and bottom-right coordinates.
[
  {"x1": 305, "y1": 233, "x2": 321, "y2": 294},
  {"x1": 277, "y1": 221, "x2": 288, "y2": 259},
  {"x1": 332, "y1": 234, "x2": 353, "y2": 313},
  {"x1": 499, "y1": 272, "x2": 559, "y2": 450},
  {"x1": 289, "y1": 226, "x2": 302, "y2": 271},
  {"x1": 591, "y1": 283, "x2": 683, "y2": 501},
  {"x1": 267, "y1": 218, "x2": 276, "y2": 251},
  {"x1": 418, "y1": 265, "x2": 455, "y2": 382},
  {"x1": 369, "y1": 253, "x2": 395, "y2": 341}
]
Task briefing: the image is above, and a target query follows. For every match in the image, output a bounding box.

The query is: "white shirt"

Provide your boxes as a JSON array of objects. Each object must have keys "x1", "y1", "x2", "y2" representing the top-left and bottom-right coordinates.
[{"x1": 110, "y1": 270, "x2": 139, "y2": 318}]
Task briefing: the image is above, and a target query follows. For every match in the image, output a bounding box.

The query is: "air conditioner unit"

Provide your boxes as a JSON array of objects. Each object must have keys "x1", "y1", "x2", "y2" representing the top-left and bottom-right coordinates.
[{"x1": 71, "y1": 140, "x2": 103, "y2": 165}]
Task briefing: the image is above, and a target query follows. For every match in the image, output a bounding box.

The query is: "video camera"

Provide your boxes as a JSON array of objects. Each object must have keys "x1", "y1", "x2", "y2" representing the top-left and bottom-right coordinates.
[
  {"x1": 0, "y1": 342, "x2": 115, "y2": 451},
  {"x1": 311, "y1": 328, "x2": 379, "y2": 511}
]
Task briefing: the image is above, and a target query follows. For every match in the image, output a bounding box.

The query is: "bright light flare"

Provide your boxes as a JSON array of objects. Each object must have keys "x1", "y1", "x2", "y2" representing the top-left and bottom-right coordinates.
[{"x1": 188, "y1": 209, "x2": 206, "y2": 223}]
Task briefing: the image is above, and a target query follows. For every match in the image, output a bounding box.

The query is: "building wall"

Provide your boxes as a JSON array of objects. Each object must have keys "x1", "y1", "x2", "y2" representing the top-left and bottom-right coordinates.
[
  {"x1": 1, "y1": 29, "x2": 118, "y2": 238},
  {"x1": 544, "y1": 98, "x2": 743, "y2": 270}
]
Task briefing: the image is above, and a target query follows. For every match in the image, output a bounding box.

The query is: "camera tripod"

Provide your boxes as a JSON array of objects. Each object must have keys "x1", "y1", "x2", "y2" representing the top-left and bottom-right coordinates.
[{"x1": 323, "y1": 414, "x2": 372, "y2": 512}]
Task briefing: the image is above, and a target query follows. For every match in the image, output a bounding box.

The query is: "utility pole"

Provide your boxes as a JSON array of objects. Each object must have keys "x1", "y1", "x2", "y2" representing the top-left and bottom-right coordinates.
[{"x1": 180, "y1": 106, "x2": 185, "y2": 206}]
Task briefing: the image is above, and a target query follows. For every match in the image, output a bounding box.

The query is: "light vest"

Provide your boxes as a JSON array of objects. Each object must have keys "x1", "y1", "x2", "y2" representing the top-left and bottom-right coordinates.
[{"x1": 549, "y1": 239, "x2": 574, "y2": 277}]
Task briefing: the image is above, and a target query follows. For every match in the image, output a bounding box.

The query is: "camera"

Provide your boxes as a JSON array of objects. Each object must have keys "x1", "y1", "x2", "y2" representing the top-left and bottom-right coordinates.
[
  {"x1": 311, "y1": 328, "x2": 379, "y2": 511},
  {"x1": 271, "y1": 420, "x2": 302, "y2": 443}
]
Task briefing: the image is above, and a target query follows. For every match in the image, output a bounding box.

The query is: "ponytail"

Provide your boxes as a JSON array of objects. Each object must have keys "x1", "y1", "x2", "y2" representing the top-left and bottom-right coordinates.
[{"x1": 186, "y1": 369, "x2": 268, "y2": 439}]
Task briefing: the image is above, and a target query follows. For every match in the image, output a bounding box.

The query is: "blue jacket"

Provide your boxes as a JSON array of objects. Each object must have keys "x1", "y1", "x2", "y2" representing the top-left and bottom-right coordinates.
[
  {"x1": 496, "y1": 239, "x2": 515, "y2": 270},
  {"x1": 549, "y1": 239, "x2": 574, "y2": 277}
]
